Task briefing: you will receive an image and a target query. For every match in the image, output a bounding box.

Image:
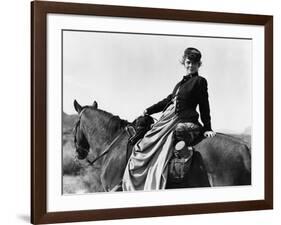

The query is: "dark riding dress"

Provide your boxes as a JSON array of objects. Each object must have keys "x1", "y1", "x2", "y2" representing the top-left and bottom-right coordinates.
[{"x1": 122, "y1": 72, "x2": 212, "y2": 191}]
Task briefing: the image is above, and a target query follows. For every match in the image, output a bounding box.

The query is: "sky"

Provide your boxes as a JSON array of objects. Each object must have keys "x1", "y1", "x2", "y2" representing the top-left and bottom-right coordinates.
[{"x1": 63, "y1": 30, "x2": 252, "y2": 134}]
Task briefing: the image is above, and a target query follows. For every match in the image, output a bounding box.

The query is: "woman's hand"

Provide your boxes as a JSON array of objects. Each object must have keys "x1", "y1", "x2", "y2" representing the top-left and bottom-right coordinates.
[{"x1": 204, "y1": 131, "x2": 216, "y2": 138}]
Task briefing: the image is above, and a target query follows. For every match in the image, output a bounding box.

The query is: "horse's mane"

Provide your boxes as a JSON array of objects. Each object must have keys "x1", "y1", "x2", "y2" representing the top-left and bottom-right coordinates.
[{"x1": 92, "y1": 107, "x2": 129, "y2": 137}]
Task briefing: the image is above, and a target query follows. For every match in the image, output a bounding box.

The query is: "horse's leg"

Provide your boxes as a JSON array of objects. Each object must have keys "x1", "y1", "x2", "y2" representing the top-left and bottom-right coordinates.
[
  {"x1": 100, "y1": 137, "x2": 128, "y2": 191},
  {"x1": 207, "y1": 173, "x2": 214, "y2": 186},
  {"x1": 101, "y1": 158, "x2": 124, "y2": 191},
  {"x1": 183, "y1": 151, "x2": 211, "y2": 187}
]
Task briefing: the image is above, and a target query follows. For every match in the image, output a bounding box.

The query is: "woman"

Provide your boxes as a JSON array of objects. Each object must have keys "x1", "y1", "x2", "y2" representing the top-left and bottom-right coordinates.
[{"x1": 122, "y1": 47, "x2": 216, "y2": 191}]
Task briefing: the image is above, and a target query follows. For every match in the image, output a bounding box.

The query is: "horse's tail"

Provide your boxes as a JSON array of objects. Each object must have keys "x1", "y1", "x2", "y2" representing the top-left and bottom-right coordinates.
[
  {"x1": 238, "y1": 144, "x2": 251, "y2": 185},
  {"x1": 242, "y1": 145, "x2": 251, "y2": 172}
]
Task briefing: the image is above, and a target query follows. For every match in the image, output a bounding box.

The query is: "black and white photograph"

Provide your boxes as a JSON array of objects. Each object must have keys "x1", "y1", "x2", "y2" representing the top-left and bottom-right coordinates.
[
  {"x1": 29, "y1": 1, "x2": 274, "y2": 224},
  {"x1": 62, "y1": 30, "x2": 252, "y2": 194}
]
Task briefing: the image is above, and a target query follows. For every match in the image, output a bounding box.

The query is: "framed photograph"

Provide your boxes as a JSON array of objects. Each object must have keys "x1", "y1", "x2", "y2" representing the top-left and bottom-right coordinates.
[{"x1": 31, "y1": 1, "x2": 273, "y2": 224}]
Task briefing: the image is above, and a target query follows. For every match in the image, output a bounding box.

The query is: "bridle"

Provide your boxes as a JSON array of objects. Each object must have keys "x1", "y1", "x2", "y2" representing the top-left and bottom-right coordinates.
[
  {"x1": 73, "y1": 108, "x2": 90, "y2": 162},
  {"x1": 73, "y1": 107, "x2": 130, "y2": 166},
  {"x1": 86, "y1": 129, "x2": 127, "y2": 165}
]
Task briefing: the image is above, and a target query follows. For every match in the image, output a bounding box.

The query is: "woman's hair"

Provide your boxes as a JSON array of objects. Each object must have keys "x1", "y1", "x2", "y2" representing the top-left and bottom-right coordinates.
[{"x1": 180, "y1": 47, "x2": 202, "y2": 65}]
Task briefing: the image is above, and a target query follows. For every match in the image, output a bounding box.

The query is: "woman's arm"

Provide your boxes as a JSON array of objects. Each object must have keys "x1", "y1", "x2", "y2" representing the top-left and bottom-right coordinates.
[
  {"x1": 145, "y1": 93, "x2": 173, "y2": 115},
  {"x1": 198, "y1": 77, "x2": 212, "y2": 132}
]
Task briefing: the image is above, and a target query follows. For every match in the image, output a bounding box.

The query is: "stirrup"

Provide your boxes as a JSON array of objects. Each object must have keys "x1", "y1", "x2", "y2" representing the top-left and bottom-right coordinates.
[
  {"x1": 174, "y1": 141, "x2": 193, "y2": 159},
  {"x1": 175, "y1": 140, "x2": 186, "y2": 151},
  {"x1": 175, "y1": 141, "x2": 193, "y2": 151}
]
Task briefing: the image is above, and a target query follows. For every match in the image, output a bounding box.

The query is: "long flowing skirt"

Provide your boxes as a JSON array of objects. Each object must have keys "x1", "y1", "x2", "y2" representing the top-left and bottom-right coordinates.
[{"x1": 122, "y1": 103, "x2": 179, "y2": 191}]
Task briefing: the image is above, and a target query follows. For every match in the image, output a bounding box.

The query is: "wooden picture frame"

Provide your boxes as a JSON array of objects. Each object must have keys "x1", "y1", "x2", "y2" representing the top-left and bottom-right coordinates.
[{"x1": 31, "y1": 1, "x2": 273, "y2": 224}]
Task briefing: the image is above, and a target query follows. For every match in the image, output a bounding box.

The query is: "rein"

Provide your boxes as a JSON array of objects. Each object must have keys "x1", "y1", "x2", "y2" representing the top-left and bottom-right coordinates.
[
  {"x1": 86, "y1": 129, "x2": 127, "y2": 166},
  {"x1": 74, "y1": 107, "x2": 131, "y2": 166},
  {"x1": 85, "y1": 115, "x2": 157, "y2": 165}
]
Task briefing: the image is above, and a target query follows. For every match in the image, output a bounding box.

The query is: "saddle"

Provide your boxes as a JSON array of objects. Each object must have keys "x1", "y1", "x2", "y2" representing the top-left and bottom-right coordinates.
[{"x1": 167, "y1": 122, "x2": 210, "y2": 187}]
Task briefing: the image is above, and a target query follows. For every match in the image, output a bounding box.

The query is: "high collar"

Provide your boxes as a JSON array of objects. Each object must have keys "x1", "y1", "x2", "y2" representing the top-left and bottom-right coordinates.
[{"x1": 182, "y1": 72, "x2": 198, "y2": 81}]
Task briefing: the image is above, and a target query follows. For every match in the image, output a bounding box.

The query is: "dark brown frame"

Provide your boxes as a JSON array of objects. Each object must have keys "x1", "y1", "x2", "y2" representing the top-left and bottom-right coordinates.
[{"x1": 31, "y1": 1, "x2": 273, "y2": 224}]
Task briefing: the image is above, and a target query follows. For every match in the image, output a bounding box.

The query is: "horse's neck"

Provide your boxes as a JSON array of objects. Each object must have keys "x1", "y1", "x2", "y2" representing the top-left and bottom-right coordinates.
[
  {"x1": 85, "y1": 110, "x2": 129, "y2": 154},
  {"x1": 103, "y1": 115, "x2": 128, "y2": 142},
  {"x1": 106, "y1": 126, "x2": 125, "y2": 143},
  {"x1": 89, "y1": 120, "x2": 126, "y2": 150}
]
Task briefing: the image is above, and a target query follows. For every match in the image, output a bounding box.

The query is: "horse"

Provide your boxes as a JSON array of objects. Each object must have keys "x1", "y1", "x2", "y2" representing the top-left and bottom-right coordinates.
[{"x1": 73, "y1": 99, "x2": 251, "y2": 192}]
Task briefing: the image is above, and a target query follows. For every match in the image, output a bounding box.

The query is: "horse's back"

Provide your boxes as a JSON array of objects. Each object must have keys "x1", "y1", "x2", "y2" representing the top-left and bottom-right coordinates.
[{"x1": 194, "y1": 133, "x2": 251, "y2": 186}]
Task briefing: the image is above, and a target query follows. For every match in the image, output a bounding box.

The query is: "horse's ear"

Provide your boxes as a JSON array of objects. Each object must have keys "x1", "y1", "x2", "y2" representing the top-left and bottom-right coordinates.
[
  {"x1": 131, "y1": 116, "x2": 140, "y2": 126},
  {"x1": 131, "y1": 119, "x2": 137, "y2": 126},
  {"x1": 92, "y1": 101, "x2": 98, "y2": 109},
  {"x1": 74, "y1": 99, "x2": 83, "y2": 113}
]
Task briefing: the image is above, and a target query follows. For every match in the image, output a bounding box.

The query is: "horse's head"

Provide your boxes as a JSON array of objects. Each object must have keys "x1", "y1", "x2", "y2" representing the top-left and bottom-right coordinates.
[
  {"x1": 73, "y1": 99, "x2": 129, "y2": 164},
  {"x1": 73, "y1": 99, "x2": 98, "y2": 160}
]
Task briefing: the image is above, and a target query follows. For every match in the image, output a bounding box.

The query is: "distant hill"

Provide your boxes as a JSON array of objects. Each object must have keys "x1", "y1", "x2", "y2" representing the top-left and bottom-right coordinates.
[
  {"x1": 230, "y1": 134, "x2": 251, "y2": 147},
  {"x1": 63, "y1": 112, "x2": 78, "y2": 134},
  {"x1": 62, "y1": 111, "x2": 84, "y2": 179},
  {"x1": 216, "y1": 126, "x2": 251, "y2": 147},
  {"x1": 243, "y1": 126, "x2": 252, "y2": 135}
]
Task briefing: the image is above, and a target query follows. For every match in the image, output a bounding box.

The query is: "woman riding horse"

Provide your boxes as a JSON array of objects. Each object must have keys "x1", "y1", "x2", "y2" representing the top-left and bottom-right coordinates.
[{"x1": 122, "y1": 47, "x2": 216, "y2": 191}]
